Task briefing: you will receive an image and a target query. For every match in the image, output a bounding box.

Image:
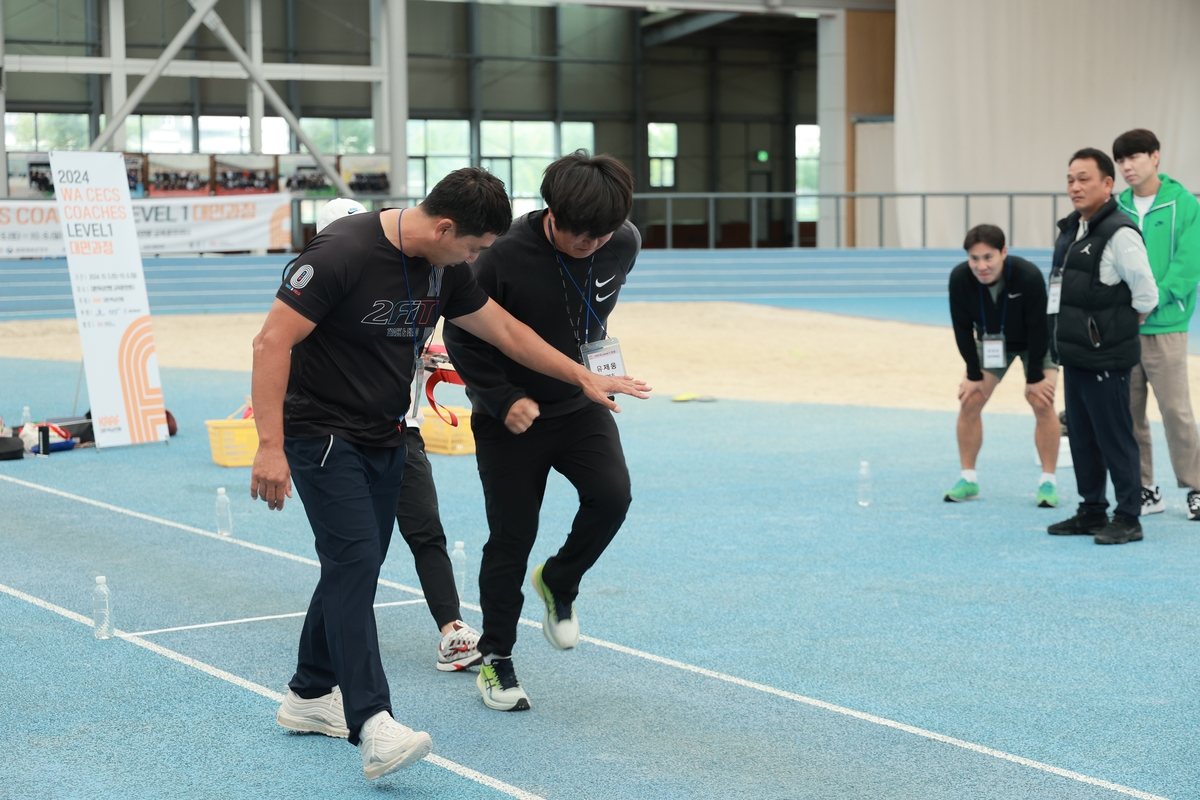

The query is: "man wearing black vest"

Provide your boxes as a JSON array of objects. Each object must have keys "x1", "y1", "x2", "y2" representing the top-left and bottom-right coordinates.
[{"x1": 1047, "y1": 148, "x2": 1158, "y2": 545}]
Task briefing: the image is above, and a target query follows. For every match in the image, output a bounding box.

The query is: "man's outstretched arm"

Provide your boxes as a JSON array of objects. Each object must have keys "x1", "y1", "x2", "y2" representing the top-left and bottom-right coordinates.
[
  {"x1": 450, "y1": 298, "x2": 651, "y2": 413},
  {"x1": 250, "y1": 299, "x2": 317, "y2": 511}
]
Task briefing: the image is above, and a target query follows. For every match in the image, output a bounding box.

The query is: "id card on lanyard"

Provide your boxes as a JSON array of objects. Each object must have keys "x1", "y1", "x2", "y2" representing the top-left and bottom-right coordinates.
[
  {"x1": 581, "y1": 337, "x2": 626, "y2": 376},
  {"x1": 979, "y1": 263, "x2": 1010, "y2": 370},
  {"x1": 1046, "y1": 272, "x2": 1063, "y2": 314}
]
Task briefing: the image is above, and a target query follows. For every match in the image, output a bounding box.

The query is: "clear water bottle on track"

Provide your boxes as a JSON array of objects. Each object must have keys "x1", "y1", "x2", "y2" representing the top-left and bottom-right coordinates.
[
  {"x1": 20, "y1": 406, "x2": 32, "y2": 433},
  {"x1": 858, "y1": 461, "x2": 872, "y2": 507},
  {"x1": 93, "y1": 576, "x2": 113, "y2": 640},
  {"x1": 216, "y1": 487, "x2": 232, "y2": 536},
  {"x1": 451, "y1": 541, "x2": 467, "y2": 596}
]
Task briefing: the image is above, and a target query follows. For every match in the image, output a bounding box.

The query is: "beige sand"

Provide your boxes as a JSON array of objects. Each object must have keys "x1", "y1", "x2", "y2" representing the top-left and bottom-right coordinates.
[{"x1": 0, "y1": 302, "x2": 1187, "y2": 422}]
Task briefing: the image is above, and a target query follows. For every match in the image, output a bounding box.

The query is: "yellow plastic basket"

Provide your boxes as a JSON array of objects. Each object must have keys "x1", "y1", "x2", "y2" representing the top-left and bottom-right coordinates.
[
  {"x1": 205, "y1": 400, "x2": 259, "y2": 467},
  {"x1": 421, "y1": 406, "x2": 475, "y2": 456}
]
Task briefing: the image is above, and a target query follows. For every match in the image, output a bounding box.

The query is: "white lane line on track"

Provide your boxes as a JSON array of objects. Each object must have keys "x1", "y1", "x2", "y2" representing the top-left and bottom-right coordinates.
[
  {"x1": 0, "y1": 582, "x2": 543, "y2": 800},
  {"x1": 129, "y1": 599, "x2": 428, "y2": 637},
  {"x1": 0, "y1": 473, "x2": 1168, "y2": 800}
]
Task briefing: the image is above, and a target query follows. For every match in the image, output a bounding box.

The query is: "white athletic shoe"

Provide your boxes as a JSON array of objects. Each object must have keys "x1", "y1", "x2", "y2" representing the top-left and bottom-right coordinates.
[
  {"x1": 436, "y1": 620, "x2": 483, "y2": 672},
  {"x1": 276, "y1": 686, "x2": 349, "y2": 738},
  {"x1": 1141, "y1": 485, "x2": 1165, "y2": 516},
  {"x1": 358, "y1": 710, "x2": 433, "y2": 780},
  {"x1": 531, "y1": 563, "x2": 579, "y2": 650}
]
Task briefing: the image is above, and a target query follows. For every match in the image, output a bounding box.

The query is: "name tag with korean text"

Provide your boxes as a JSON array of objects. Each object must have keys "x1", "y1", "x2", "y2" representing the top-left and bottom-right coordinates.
[
  {"x1": 580, "y1": 337, "x2": 626, "y2": 377},
  {"x1": 981, "y1": 333, "x2": 1007, "y2": 369},
  {"x1": 1047, "y1": 274, "x2": 1063, "y2": 314}
]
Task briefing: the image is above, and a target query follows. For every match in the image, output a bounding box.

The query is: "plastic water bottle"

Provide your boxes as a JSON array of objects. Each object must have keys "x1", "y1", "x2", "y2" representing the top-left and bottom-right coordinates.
[
  {"x1": 215, "y1": 487, "x2": 232, "y2": 536},
  {"x1": 450, "y1": 541, "x2": 467, "y2": 596},
  {"x1": 93, "y1": 576, "x2": 113, "y2": 639},
  {"x1": 857, "y1": 461, "x2": 872, "y2": 507},
  {"x1": 20, "y1": 406, "x2": 31, "y2": 432}
]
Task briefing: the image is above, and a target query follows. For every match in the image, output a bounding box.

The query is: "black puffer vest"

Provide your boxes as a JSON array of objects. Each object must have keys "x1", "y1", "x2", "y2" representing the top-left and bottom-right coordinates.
[{"x1": 1051, "y1": 198, "x2": 1142, "y2": 371}]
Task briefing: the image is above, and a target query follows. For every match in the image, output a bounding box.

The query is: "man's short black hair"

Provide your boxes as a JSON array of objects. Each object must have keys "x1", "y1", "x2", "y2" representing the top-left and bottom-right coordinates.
[
  {"x1": 1112, "y1": 129, "x2": 1161, "y2": 162},
  {"x1": 541, "y1": 151, "x2": 634, "y2": 237},
  {"x1": 422, "y1": 167, "x2": 512, "y2": 238},
  {"x1": 964, "y1": 224, "x2": 1005, "y2": 252},
  {"x1": 1069, "y1": 148, "x2": 1116, "y2": 182}
]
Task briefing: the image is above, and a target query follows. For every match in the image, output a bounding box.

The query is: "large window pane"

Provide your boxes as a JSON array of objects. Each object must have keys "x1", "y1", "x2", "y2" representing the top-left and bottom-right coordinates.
[
  {"x1": 426, "y1": 121, "x2": 470, "y2": 156},
  {"x1": 512, "y1": 157, "x2": 552, "y2": 197},
  {"x1": 336, "y1": 119, "x2": 374, "y2": 154},
  {"x1": 512, "y1": 122, "x2": 555, "y2": 157},
  {"x1": 407, "y1": 157, "x2": 426, "y2": 197},
  {"x1": 299, "y1": 118, "x2": 335, "y2": 154},
  {"x1": 5, "y1": 113, "x2": 37, "y2": 151},
  {"x1": 481, "y1": 121, "x2": 512, "y2": 157},
  {"x1": 481, "y1": 158, "x2": 511, "y2": 193},
  {"x1": 648, "y1": 122, "x2": 677, "y2": 158},
  {"x1": 142, "y1": 115, "x2": 194, "y2": 153},
  {"x1": 262, "y1": 117, "x2": 290, "y2": 154},
  {"x1": 37, "y1": 114, "x2": 90, "y2": 151},
  {"x1": 124, "y1": 116, "x2": 143, "y2": 152},
  {"x1": 795, "y1": 124, "x2": 820, "y2": 221},
  {"x1": 795, "y1": 124, "x2": 820, "y2": 160},
  {"x1": 407, "y1": 119, "x2": 426, "y2": 156},
  {"x1": 198, "y1": 115, "x2": 248, "y2": 154},
  {"x1": 560, "y1": 122, "x2": 594, "y2": 155},
  {"x1": 425, "y1": 156, "x2": 470, "y2": 190}
]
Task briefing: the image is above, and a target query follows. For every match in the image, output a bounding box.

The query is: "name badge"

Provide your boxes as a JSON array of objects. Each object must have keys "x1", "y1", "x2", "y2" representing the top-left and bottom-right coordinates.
[
  {"x1": 981, "y1": 333, "x2": 1007, "y2": 369},
  {"x1": 1047, "y1": 274, "x2": 1063, "y2": 314},
  {"x1": 580, "y1": 337, "x2": 626, "y2": 377}
]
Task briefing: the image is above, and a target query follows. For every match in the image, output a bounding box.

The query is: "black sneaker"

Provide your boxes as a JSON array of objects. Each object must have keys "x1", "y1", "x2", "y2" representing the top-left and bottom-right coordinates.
[
  {"x1": 1188, "y1": 491, "x2": 1200, "y2": 521},
  {"x1": 1094, "y1": 515, "x2": 1143, "y2": 545},
  {"x1": 1048, "y1": 511, "x2": 1109, "y2": 536},
  {"x1": 1140, "y1": 485, "x2": 1165, "y2": 516}
]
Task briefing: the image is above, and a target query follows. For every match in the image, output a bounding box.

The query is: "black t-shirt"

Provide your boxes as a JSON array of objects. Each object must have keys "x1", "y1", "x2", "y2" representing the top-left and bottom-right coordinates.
[{"x1": 276, "y1": 211, "x2": 488, "y2": 446}]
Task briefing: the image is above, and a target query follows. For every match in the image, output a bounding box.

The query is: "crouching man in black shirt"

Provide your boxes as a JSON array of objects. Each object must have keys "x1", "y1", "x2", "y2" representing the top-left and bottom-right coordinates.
[
  {"x1": 945, "y1": 224, "x2": 1061, "y2": 507},
  {"x1": 444, "y1": 152, "x2": 640, "y2": 712},
  {"x1": 249, "y1": 168, "x2": 649, "y2": 780}
]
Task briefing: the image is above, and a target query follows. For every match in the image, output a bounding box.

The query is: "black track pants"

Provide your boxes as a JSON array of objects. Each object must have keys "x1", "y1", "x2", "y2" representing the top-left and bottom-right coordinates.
[
  {"x1": 285, "y1": 434, "x2": 405, "y2": 745},
  {"x1": 395, "y1": 426, "x2": 461, "y2": 631},
  {"x1": 1064, "y1": 365, "x2": 1142, "y2": 521},
  {"x1": 472, "y1": 402, "x2": 631, "y2": 658}
]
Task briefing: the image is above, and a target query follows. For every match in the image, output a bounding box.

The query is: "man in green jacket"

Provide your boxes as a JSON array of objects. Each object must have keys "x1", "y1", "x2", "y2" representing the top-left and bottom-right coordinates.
[{"x1": 1113, "y1": 129, "x2": 1200, "y2": 520}]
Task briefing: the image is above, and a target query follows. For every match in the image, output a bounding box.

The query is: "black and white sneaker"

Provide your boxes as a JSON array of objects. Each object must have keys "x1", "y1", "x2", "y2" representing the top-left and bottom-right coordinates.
[
  {"x1": 1140, "y1": 485, "x2": 1165, "y2": 516},
  {"x1": 1188, "y1": 491, "x2": 1200, "y2": 521}
]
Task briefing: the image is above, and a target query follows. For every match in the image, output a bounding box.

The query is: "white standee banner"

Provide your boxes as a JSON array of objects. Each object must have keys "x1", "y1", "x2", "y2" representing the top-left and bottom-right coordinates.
[{"x1": 50, "y1": 151, "x2": 169, "y2": 449}]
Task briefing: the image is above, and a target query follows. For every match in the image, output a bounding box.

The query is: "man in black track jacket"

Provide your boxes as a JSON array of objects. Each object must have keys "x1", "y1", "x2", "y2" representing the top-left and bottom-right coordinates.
[
  {"x1": 945, "y1": 224, "x2": 1061, "y2": 507},
  {"x1": 444, "y1": 151, "x2": 645, "y2": 713}
]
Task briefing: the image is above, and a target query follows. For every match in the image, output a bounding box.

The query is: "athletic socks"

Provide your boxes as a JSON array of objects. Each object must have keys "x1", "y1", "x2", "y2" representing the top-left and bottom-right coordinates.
[
  {"x1": 1040, "y1": 472, "x2": 1057, "y2": 486},
  {"x1": 961, "y1": 469, "x2": 978, "y2": 483}
]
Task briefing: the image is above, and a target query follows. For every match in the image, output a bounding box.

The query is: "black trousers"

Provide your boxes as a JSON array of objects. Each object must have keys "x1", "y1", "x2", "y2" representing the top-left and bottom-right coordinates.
[
  {"x1": 1064, "y1": 365, "x2": 1142, "y2": 521},
  {"x1": 285, "y1": 434, "x2": 406, "y2": 745},
  {"x1": 395, "y1": 426, "x2": 461, "y2": 630},
  {"x1": 472, "y1": 403, "x2": 631, "y2": 657}
]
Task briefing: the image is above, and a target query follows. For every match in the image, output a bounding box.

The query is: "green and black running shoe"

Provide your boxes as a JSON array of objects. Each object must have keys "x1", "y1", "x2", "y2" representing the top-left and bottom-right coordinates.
[
  {"x1": 1036, "y1": 481, "x2": 1059, "y2": 508},
  {"x1": 477, "y1": 657, "x2": 530, "y2": 712},
  {"x1": 943, "y1": 478, "x2": 980, "y2": 502},
  {"x1": 531, "y1": 562, "x2": 579, "y2": 650}
]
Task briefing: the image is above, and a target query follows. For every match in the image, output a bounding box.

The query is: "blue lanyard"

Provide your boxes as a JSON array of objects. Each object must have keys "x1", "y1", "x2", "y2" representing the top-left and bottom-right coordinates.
[
  {"x1": 978, "y1": 260, "x2": 1010, "y2": 335},
  {"x1": 397, "y1": 208, "x2": 440, "y2": 366},
  {"x1": 550, "y1": 216, "x2": 609, "y2": 341}
]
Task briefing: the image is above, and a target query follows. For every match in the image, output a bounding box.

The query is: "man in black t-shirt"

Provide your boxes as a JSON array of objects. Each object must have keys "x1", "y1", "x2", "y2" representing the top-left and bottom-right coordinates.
[
  {"x1": 945, "y1": 224, "x2": 1061, "y2": 507},
  {"x1": 444, "y1": 152, "x2": 640, "y2": 713},
  {"x1": 249, "y1": 169, "x2": 649, "y2": 781}
]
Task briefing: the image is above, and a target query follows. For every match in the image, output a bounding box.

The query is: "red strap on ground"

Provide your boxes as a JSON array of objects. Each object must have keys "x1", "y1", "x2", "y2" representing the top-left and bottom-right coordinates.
[{"x1": 425, "y1": 367, "x2": 465, "y2": 427}]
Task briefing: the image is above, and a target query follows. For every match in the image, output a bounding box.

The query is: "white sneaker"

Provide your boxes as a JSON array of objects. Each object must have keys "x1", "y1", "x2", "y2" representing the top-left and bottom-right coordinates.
[
  {"x1": 1141, "y1": 485, "x2": 1165, "y2": 515},
  {"x1": 476, "y1": 657, "x2": 531, "y2": 712},
  {"x1": 530, "y1": 563, "x2": 579, "y2": 650},
  {"x1": 358, "y1": 710, "x2": 433, "y2": 780},
  {"x1": 436, "y1": 621, "x2": 483, "y2": 672},
  {"x1": 276, "y1": 687, "x2": 349, "y2": 738}
]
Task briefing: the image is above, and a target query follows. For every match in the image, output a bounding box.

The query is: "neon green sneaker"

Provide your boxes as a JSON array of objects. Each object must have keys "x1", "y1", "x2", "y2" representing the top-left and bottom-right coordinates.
[
  {"x1": 943, "y1": 478, "x2": 979, "y2": 502},
  {"x1": 477, "y1": 658, "x2": 530, "y2": 711},
  {"x1": 531, "y1": 563, "x2": 579, "y2": 650},
  {"x1": 1036, "y1": 481, "x2": 1059, "y2": 508}
]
